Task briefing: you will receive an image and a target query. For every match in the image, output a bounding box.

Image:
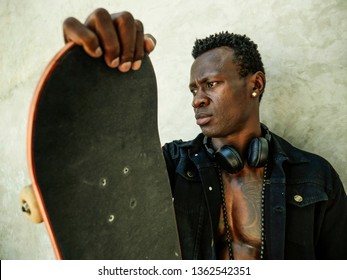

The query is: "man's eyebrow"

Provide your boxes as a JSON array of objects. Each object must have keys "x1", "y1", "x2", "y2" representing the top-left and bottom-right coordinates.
[{"x1": 189, "y1": 77, "x2": 209, "y2": 88}]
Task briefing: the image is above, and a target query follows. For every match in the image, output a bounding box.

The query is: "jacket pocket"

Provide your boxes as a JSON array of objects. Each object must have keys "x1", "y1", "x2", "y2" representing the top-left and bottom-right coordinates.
[
  {"x1": 286, "y1": 183, "x2": 328, "y2": 207},
  {"x1": 285, "y1": 183, "x2": 328, "y2": 257}
]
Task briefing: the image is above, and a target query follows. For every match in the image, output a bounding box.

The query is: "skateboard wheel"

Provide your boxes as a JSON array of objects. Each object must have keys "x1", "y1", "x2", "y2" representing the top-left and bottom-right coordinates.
[{"x1": 20, "y1": 185, "x2": 43, "y2": 223}]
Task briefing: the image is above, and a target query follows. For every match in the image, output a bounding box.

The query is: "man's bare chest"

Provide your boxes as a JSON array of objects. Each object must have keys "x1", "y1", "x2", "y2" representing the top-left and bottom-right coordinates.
[{"x1": 217, "y1": 168, "x2": 265, "y2": 259}]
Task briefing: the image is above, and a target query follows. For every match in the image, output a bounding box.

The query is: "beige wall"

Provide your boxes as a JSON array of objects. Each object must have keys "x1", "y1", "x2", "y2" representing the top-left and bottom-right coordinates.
[{"x1": 0, "y1": 0, "x2": 346, "y2": 259}]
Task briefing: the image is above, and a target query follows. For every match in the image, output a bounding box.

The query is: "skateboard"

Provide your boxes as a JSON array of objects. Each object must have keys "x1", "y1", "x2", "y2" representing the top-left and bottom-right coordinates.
[{"x1": 21, "y1": 42, "x2": 181, "y2": 260}]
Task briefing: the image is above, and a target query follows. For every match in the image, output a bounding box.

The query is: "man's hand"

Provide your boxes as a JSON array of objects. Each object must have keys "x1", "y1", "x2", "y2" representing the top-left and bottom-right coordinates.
[{"x1": 63, "y1": 8, "x2": 156, "y2": 72}]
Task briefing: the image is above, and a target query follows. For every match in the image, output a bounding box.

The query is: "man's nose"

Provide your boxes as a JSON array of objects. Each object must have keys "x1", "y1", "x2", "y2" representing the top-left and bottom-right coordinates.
[{"x1": 192, "y1": 90, "x2": 210, "y2": 108}]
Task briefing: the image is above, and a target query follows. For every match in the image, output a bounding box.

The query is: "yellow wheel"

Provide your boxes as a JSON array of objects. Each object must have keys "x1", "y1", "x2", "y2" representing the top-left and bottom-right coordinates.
[{"x1": 20, "y1": 185, "x2": 43, "y2": 223}]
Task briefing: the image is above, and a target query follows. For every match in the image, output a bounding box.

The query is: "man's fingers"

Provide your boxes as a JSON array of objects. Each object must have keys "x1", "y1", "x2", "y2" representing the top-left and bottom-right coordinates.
[
  {"x1": 63, "y1": 17, "x2": 102, "y2": 58},
  {"x1": 144, "y1": 34, "x2": 156, "y2": 54},
  {"x1": 111, "y1": 11, "x2": 137, "y2": 72},
  {"x1": 131, "y1": 20, "x2": 145, "y2": 71},
  {"x1": 63, "y1": 9, "x2": 156, "y2": 71},
  {"x1": 86, "y1": 8, "x2": 121, "y2": 68}
]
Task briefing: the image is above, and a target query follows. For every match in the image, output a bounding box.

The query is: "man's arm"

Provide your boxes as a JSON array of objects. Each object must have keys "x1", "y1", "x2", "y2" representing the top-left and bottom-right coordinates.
[{"x1": 317, "y1": 169, "x2": 347, "y2": 259}]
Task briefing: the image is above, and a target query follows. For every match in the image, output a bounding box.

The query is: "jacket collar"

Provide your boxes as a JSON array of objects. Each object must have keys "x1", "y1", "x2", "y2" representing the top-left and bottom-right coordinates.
[
  {"x1": 185, "y1": 129, "x2": 309, "y2": 165},
  {"x1": 270, "y1": 131, "x2": 310, "y2": 165}
]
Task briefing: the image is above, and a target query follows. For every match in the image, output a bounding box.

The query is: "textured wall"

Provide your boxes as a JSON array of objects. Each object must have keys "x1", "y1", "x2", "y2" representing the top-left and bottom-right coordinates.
[{"x1": 0, "y1": 0, "x2": 346, "y2": 259}]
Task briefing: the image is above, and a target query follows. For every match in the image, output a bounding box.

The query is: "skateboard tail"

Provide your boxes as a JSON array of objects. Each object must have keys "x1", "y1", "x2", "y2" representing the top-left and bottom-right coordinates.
[{"x1": 27, "y1": 42, "x2": 76, "y2": 260}]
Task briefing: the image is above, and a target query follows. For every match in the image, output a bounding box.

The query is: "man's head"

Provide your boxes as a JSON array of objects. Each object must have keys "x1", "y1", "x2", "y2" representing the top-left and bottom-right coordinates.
[
  {"x1": 192, "y1": 31, "x2": 265, "y2": 79},
  {"x1": 189, "y1": 32, "x2": 266, "y2": 139}
]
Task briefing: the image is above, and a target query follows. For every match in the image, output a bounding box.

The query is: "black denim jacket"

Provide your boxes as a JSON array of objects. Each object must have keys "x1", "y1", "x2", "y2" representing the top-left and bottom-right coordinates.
[{"x1": 162, "y1": 131, "x2": 347, "y2": 259}]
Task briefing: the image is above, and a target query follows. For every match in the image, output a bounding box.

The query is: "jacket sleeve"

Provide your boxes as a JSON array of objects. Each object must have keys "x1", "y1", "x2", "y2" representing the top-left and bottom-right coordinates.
[
  {"x1": 162, "y1": 141, "x2": 182, "y2": 195},
  {"x1": 316, "y1": 167, "x2": 347, "y2": 259}
]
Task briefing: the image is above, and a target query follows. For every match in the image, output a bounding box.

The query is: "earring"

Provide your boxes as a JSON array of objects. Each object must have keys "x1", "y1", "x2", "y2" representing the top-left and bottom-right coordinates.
[{"x1": 251, "y1": 91, "x2": 258, "y2": 97}]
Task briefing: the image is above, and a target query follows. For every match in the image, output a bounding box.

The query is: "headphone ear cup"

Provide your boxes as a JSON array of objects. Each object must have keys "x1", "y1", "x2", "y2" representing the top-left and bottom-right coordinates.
[
  {"x1": 248, "y1": 137, "x2": 269, "y2": 168},
  {"x1": 215, "y1": 146, "x2": 243, "y2": 174}
]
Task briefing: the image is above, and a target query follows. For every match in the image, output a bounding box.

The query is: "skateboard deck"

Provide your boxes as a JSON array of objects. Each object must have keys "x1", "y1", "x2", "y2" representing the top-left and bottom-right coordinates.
[{"x1": 27, "y1": 42, "x2": 181, "y2": 260}]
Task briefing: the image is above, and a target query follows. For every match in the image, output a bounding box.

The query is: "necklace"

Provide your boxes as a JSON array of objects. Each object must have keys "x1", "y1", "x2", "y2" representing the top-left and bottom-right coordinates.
[{"x1": 218, "y1": 163, "x2": 268, "y2": 260}]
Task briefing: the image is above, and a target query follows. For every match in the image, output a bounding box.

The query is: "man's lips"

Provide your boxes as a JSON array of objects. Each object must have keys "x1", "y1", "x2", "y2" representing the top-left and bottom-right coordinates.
[{"x1": 195, "y1": 112, "x2": 212, "y2": 126}]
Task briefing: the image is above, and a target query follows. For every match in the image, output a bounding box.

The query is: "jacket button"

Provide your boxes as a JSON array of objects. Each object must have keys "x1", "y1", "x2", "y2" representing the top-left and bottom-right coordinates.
[
  {"x1": 294, "y1": 195, "x2": 303, "y2": 203},
  {"x1": 187, "y1": 171, "x2": 194, "y2": 178}
]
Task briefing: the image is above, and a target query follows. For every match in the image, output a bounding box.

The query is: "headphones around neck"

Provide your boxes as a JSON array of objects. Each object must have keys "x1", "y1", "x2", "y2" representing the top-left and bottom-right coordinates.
[{"x1": 203, "y1": 124, "x2": 271, "y2": 174}]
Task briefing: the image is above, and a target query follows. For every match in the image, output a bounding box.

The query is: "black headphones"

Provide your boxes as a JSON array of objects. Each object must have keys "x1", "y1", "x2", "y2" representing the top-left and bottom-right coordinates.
[{"x1": 203, "y1": 124, "x2": 271, "y2": 174}]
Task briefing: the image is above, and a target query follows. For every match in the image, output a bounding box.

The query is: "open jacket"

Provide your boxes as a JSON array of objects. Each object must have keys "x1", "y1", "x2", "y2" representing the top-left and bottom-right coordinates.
[{"x1": 162, "y1": 131, "x2": 347, "y2": 259}]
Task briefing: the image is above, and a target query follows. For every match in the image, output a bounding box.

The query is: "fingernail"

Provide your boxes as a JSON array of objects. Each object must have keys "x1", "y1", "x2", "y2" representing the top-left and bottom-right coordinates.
[
  {"x1": 147, "y1": 37, "x2": 156, "y2": 48},
  {"x1": 118, "y1": 62, "x2": 132, "y2": 72},
  {"x1": 145, "y1": 36, "x2": 156, "y2": 52},
  {"x1": 132, "y1": 60, "x2": 142, "y2": 71},
  {"x1": 95, "y1": 47, "x2": 102, "y2": 57},
  {"x1": 111, "y1": 58, "x2": 120, "y2": 68}
]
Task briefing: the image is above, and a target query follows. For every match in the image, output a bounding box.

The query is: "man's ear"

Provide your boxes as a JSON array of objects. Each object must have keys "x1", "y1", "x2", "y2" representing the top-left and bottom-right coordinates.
[{"x1": 253, "y1": 71, "x2": 266, "y2": 94}]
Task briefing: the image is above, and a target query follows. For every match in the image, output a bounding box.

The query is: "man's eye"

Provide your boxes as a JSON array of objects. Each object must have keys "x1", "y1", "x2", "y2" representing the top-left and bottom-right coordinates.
[
  {"x1": 207, "y1": 82, "x2": 217, "y2": 88},
  {"x1": 190, "y1": 88, "x2": 198, "y2": 95}
]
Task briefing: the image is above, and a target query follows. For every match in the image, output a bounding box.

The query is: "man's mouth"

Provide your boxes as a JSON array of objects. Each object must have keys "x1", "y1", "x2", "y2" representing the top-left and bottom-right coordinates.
[{"x1": 195, "y1": 112, "x2": 212, "y2": 126}]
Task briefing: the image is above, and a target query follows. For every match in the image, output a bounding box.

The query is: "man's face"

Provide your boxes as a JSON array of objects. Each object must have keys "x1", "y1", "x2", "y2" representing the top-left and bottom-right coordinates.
[{"x1": 189, "y1": 47, "x2": 257, "y2": 139}]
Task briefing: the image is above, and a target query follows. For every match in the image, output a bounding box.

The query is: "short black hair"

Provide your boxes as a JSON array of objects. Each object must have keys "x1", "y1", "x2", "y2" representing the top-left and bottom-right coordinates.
[{"x1": 192, "y1": 31, "x2": 265, "y2": 78}]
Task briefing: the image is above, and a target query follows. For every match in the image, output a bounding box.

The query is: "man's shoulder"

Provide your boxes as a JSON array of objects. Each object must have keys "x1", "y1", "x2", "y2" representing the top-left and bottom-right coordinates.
[
  {"x1": 271, "y1": 132, "x2": 331, "y2": 165},
  {"x1": 270, "y1": 132, "x2": 340, "y2": 188},
  {"x1": 162, "y1": 134, "x2": 204, "y2": 160}
]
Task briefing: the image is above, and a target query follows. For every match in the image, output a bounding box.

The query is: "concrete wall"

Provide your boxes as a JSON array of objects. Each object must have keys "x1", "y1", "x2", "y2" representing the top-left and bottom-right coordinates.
[{"x1": 1, "y1": 0, "x2": 346, "y2": 259}]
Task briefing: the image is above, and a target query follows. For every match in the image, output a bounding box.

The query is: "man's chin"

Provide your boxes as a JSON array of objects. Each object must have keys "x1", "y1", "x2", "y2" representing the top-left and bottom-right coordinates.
[{"x1": 200, "y1": 127, "x2": 216, "y2": 138}]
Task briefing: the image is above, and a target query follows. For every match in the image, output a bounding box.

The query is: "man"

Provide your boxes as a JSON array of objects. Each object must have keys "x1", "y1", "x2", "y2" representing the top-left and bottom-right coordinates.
[{"x1": 62, "y1": 9, "x2": 347, "y2": 259}]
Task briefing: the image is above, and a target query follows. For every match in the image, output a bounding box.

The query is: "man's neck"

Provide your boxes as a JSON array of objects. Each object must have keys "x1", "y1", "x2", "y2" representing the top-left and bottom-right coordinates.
[{"x1": 211, "y1": 123, "x2": 262, "y2": 157}]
